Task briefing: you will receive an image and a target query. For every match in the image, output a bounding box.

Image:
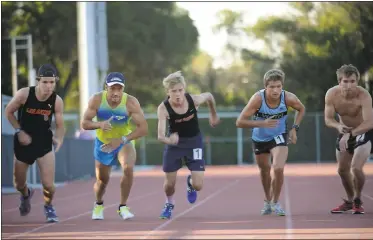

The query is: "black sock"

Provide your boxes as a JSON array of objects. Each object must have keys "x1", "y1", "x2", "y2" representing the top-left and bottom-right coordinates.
[
  {"x1": 96, "y1": 201, "x2": 103, "y2": 205},
  {"x1": 119, "y1": 204, "x2": 126, "y2": 210}
]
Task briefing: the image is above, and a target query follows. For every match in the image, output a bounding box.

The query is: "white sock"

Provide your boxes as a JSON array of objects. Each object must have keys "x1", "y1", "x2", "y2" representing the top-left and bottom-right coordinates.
[{"x1": 166, "y1": 195, "x2": 174, "y2": 204}]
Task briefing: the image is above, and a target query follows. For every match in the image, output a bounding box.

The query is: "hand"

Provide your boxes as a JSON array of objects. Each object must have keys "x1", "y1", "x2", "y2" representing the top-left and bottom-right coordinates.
[
  {"x1": 99, "y1": 116, "x2": 114, "y2": 132},
  {"x1": 261, "y1": 116, "x2": 278, "y2": 128},
  {"x1": 339, "y1": 133, "x2": 350, "y2": 152},
  {"x1": 53, "y1": 137, "x2": 63, "y2": 152},
  {"x1": 288, "y1": 128, "x2": 297, "y2": 144},
  {"x1": 337, "y1": 124, "x2": 353, "y2": 135},
  {"x1": 17, "y1": 130, "x2": 32, "y2": 146},
  {"x1": 209, "y1": 113, "x2": 220, "y2": 128},
  {"x1": 167, "y1": 133, "x2": 179, "y2": 145},
  {"x1": 101, "y1": 137, "x2": 124, "y2": 153}
]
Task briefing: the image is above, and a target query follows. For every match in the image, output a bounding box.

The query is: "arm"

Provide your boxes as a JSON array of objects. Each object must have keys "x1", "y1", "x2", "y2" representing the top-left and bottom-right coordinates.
[
  {"x1": 81, "y1": 94, "x2": 101, "y2": 130},
  {"x1": 285, "y1": 91, "x2": 306, "y2": 127},
  {"x1": 54, "y1": 96, "x2": 65, "y2": 142},
  {"x1": 324, "y1": 89, "x2": 340, "y2": 130},
  {"x1": 5, "y1": 88, "x2": 28, "y2": 130},
  {"x1": 236, "y1": 93, "x2": 263, "y2": 128},
  {"x1": 192, "y1": 92, "x2": 217, "y2": 116},
  {"x1": 124, "y1": 96, "x2": 148, "y2": 141},
  {"x1": 351, "y1": 91, "x2": 373, "y2": 137},
  {"x1": 157, "y1": 103, "x2": 172, "y2": 144}
]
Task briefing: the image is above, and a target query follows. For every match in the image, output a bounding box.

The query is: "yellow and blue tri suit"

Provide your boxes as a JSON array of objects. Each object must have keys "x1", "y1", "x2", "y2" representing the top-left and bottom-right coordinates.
[{"x1": 94, "y1": 91, "x2": 134, "y2": 166}]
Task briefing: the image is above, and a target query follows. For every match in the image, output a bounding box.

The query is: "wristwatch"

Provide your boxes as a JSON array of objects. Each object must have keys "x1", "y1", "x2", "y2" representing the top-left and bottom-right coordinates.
[
  {"x1": 122, "y1": 136, "x2": 129, "y2": 144},
  {"x1": 15, "y1": 128, "x2": 21, "y2": 134},
  {"x1": 292, "y1": 124, "x2": 299, "y2": 131}
]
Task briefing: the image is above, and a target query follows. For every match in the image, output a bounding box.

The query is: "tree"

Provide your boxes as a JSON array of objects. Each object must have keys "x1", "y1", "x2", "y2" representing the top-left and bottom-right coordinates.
[
  {"x1": 1, "y1": 2, "x2": 199, "y2": 112},
  {"x1": 214, "y1": 2, "x2": 373, "y2": 110}
]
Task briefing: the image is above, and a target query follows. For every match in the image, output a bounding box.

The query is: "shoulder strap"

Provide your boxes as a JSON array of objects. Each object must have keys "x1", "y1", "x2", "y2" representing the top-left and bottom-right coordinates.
[
  {"x1": 185, "y1": 93, "x2": 196, "y2": 110},
  {"x1": 163, "y1": 97, "x2": 175, "y2": 115}
]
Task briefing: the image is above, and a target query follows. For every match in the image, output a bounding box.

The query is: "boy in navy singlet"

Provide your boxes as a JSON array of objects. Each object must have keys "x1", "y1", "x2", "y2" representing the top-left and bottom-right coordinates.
[
  {"x1": 157, "y1": 71, "x2": 220, "y2": 219},
  {"x1": 236, "y1": 69, "x2": 306, "y2": 216}
]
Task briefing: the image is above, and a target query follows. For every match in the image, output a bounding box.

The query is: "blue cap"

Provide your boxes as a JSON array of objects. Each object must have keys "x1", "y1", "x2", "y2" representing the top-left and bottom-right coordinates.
[
  {"x1": 106, "y1": 72, "x2": 125, "y2": 87},
  {"x1": 37, "y1": 64, "x2": 58, "y2": 78}
]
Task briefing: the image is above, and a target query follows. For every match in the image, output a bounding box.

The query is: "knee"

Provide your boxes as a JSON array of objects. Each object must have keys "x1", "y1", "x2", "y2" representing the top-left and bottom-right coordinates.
[
  {"x1": 273, "y1": 167, "x2": 284, "y2": 174},
  {"x1": 338, "y1": 167, "x2": 350, "y2": 176},
  {"x1": 351, "y1": 166, "x2": 363, "y2": 176},
  {"x1": 122, "y1": 164, "x2": 134, "y2": 176},
  {"x1": 259, "y1": 166, "x2": 271, "y2": 175},
  {"x1": 96, "y1": 179, "x2": 109, "y2": 188},
  {"x1": 192, "y1": 181, "x2": 203, "y2": 191},
  {"x1": 164, "y1": 180, "x2": 176, "y2": 191}
]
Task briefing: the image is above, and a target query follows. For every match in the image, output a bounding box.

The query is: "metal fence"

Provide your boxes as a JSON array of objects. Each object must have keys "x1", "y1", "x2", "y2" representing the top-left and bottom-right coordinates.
[
  {"x1": 1, "y1": 111, "x2": 343, "y2": 189},
  {"x1": 137, "y1": 111, "x2": 339, "y2": 166}
]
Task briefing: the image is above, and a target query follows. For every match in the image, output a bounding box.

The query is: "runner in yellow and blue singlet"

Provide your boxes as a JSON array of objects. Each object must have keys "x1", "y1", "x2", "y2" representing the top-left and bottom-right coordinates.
[{"x1": 94, "y1": 90, "x2": 134, "y2": 166}]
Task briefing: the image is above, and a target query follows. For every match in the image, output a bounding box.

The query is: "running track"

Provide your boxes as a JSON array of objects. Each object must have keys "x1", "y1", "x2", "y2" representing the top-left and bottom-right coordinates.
[{"x1": 2, "y1": 163, "x2": 373, "y2": 239}]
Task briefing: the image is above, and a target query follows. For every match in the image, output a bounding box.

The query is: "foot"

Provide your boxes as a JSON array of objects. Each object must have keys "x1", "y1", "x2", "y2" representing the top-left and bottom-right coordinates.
[
  {"x1": 19, "y1": 187, "x2": 35, "y2": 216},
  {"x1": 159, "y1": 203, "x2": 175, "y2": 219},
  {"x1": 44, "y1": 204, "x2": 59, "y2": 223},
  {"x1": 352, "y1": 198, "x2": 364, "y2": 214},
  {"x1": 260, "y1": 200, "x2": 272, "y2": 215},
  {"x1": 117, "y1": 205, "x2": 134, "y2": 220},
  {"x1": 330, "y1": 199, "x2": 353, "y2": 213},
  {"x1": 92, "y1": 202, "x2": 104, "y2": 220},
  {"x1": 187, "y1": 175, "x2": 197, "y2": 204},
  {"x1": 271, "y1": 201, "x2": 286, "y2": 216}
]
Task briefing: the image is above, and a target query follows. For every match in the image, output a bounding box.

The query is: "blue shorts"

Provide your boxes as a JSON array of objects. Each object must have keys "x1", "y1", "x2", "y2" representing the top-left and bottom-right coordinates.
[{"x1": 94, "y1": 138, "x2": 125, "y2": 166}]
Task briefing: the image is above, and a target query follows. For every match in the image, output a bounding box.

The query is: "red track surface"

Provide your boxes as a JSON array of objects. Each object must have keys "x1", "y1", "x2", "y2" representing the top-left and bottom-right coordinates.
[{"x1": 2, "y1": 163, "x2": 373, "y2": 239}]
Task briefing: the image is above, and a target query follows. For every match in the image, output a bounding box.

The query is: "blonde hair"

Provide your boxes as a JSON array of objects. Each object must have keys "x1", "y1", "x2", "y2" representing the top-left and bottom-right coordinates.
[
  {"x1": 263, "y1": 69, "x2": 285, "y2": 86},
  {"x1": 336, "y1": 64, "x2": 360, "y2": 82},
  {"x1": 162, "y1": 71, "x2": 186, "y2": 89}
]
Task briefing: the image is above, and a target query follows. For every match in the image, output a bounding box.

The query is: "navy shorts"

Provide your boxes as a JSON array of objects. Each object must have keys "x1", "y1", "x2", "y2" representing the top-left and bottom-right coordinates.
[{"x1": 162, "y1": 133, "x2": 205, "y2": 172}]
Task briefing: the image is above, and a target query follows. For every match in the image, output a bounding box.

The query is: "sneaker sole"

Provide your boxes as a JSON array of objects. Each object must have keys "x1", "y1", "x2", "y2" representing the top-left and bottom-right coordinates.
[
  {"x1": 47, "y1": 217, "x2": 59, "y2": 223},
  {"x1": 352, "y1": 211, "x2": 364, "y2": 214},
  {"x1": 331, "y1": 210, "x2": 352, "y2": 213}
]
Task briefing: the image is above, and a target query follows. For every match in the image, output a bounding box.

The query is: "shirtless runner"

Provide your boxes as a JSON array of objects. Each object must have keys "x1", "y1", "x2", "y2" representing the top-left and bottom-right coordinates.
[{"x1": 325, "y1": 64, "x2": 373, "y2": 214}]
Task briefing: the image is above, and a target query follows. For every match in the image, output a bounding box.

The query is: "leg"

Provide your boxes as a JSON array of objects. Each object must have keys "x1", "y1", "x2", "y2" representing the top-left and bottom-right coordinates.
[
  {"x1": 330, "y1": 149, "x2": 354, "y2": 213},
  {"x1": 37, "y1": 151, "x2": 59, "y2": 222},
  {"x1": 117, "y1": 143, "x2": 136, "y2": 206},
  {"x1": 270, "y1": 146, "x2": 288, "y2": 203},
  {"x1": 13, "y1": 156, "x2": 35, "y2": 216},
  {"x1": 190, "y1": 171, "x2": 204, "y2": 191},
  {"x1": 270, "y1": 146, "x2": 288, "y2": 216},
  {"x1": 91, "y1": 161, "x2": 111, "y2": 220},
  {"x1": 117, "y1": 142, "x2": 136, "y2": 220},
  {"x1": 164, "y1": 171, "x2": 178, "y2": 203},
  {"x1": 13, "y1": 157, "x2": 31, "y2": 197},
  {"x1": 37, "y1": 151, "x2": 56, "y2": 205},
  {"x1": 336, "y1": 150, "x2": 354, "y2": 201},
  {"x1": 160, "y1": 171, "x2": 177, "y2": 219},
  {"x1": 94, "y1": 160, "x2": 112, "y2": 204},
  {"x1": 350, "y1": 141, "x2": 370, "y2": 214},
  {"x1": 255, "y1": 153, "x2": 272, "y2": 202}
]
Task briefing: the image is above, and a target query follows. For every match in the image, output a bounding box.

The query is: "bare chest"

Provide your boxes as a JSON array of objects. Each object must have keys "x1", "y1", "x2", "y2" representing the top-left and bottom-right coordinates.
[{"x1": 334, "y1": 99, "x2": 361, "y2": 117}]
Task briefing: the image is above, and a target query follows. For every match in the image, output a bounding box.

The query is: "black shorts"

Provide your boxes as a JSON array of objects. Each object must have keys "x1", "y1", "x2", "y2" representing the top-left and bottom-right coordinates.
[
  {"x1": 336, "y1": 129, "x2": 373, "y2": 154},
  {"x1": 252, "y1": 133, "x2": 288, "y2": 155},
  {"x1": 13, "y1": 131, "x2": 53, "y2": 165}
]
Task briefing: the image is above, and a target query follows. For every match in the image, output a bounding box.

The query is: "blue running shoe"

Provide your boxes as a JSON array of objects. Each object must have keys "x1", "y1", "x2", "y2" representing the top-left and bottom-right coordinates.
[
  {"x1": 159, "y1": 203, "x2": 174, "y2": 219},
  {"x1": 44, "y1": 204, "x2": 59, "y2": 223},
  {"x1": 19, "y1": 187, "x2": 35, "y2": 216},
  {"x1": 187, "y1": 174, "x2": 197, "y2": 204}
]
